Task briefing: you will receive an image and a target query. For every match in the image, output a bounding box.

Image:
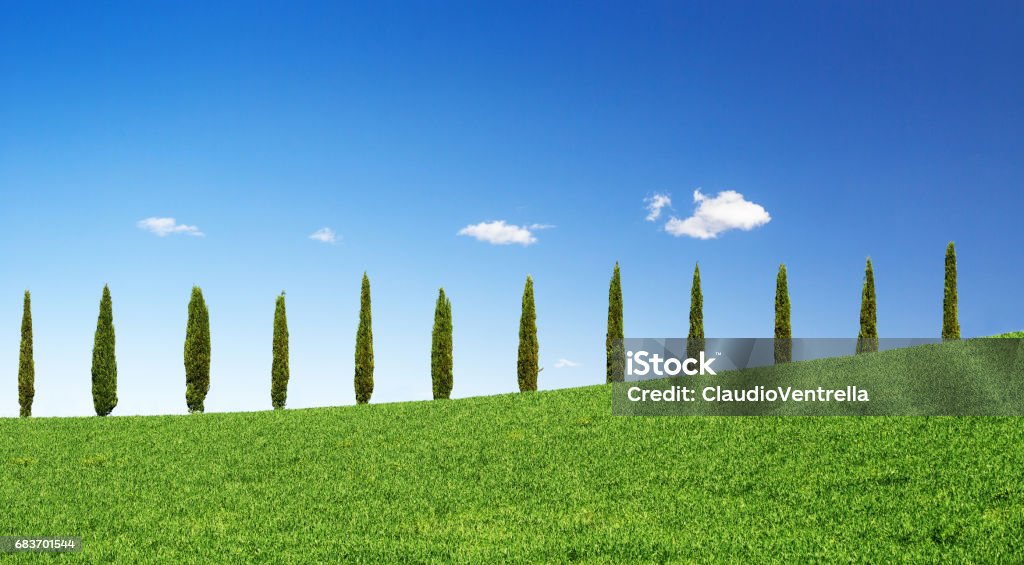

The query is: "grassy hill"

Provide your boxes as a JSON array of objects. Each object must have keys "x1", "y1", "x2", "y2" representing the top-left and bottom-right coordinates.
[{"x1": 2, "y1": 340, "x2": 1023, "y2": 562}]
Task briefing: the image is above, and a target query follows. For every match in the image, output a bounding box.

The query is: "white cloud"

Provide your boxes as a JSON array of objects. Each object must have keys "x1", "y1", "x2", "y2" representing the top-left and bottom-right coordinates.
[
  {"x1": 458, "y1": 220, "x2": 545, "y2": 246},
  {"x1": 554, "y1": 358, "x2": 580, "y2": 369},
  {"x1": 529, "y1": 223, "x2": 555, "y2": 230},
  {"x1": 644, "y1": 193, "x2": 672, "y2": 221},
  {"x1": 664, "y1": 189, "x2": 771, "y2": 239},
  {"x1": 309, "y1": 227, "x2": 340, "y2": 244},
  {"x1": 137, "y1": 217, "x2": 204, "y2": 237}
]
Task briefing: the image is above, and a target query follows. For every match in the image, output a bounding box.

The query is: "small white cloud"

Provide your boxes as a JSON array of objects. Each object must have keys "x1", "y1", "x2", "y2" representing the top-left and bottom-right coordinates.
[
  {"x1": 529, "y1": 223, "x2": 555, "y2": 230},
  {"x1": 309, "y1": 227, "x2": 340, "y2": 244},
  {"x1": 644, "y1": 193, "x2": 672, "y2": 222},
  {"x1": 554, "y1": 358, "x2": 580, "y2": 369},
  {"x1": 458, "y1": 220, "x2": 544, "y2": 246},
  {"x1": 664, "y1": 189, "x2": 771, "y2": 239},
  {"x1": 137, "y1": 217, "x2": 204, "y2": 237}
]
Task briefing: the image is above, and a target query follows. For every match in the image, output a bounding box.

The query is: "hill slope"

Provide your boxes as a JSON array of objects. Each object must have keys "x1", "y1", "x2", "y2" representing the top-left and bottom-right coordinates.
[{"x1": 2, "y1": 341, "x2": 1023, "y2": 562}]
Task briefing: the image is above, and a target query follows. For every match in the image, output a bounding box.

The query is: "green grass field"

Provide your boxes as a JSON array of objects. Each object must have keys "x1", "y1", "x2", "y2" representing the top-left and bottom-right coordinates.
[{"x1": 2, "y1": 340, "x2": 1023, "y2": 563}]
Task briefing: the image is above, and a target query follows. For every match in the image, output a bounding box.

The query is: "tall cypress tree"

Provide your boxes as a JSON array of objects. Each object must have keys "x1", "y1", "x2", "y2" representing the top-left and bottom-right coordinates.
[
  {"x1": 271, "y1": 291, "x2": 290, "y2": 409},
  {"x1": 774, "y1": 264, "x2": 792, "y2": 364},
  {"x1": 431, "y1": 288, "x2": 453, "y2": 400},
  {"x1": 354, "y1": 272, "x2": 374, "y2": 404},
  {"x1": 942, "y1": 242, "x2": 960, "y2": 340},
  {"x1": 517, "y1": 275, "x2": 539, "y2": 392},
  {"x1": 18, "y1": 291, "x2": 34, "y2": 418},
  {"x1": 856, "y1": 258, "x2": 878, "y2": 354},
  {"x1": 606, "y1": 262, "x2": 624, "y2": 383},
  {"x1": 687, "y1": 263, "x2": 705, "y2": 360},
  {"x1": 91, "y1": 285, "x2": 118, "y2": 416},
  {"x1": 184, "y1": 286, "x2": 211, "y2": 413}
]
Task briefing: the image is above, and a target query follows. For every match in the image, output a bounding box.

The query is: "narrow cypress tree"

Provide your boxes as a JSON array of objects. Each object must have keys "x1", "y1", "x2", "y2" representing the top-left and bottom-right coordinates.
[
  {"x1": 774, "y1": 264, "x2": 792, "y2": 364},
  {"x1": 354, "y1": 272, "x2": 374, "y2": 404},
  {"x1": 687, "y1": 263, "x2": 705, "y2": 360},
  {"x1": 942, "y1": 242, "x2": 960, "y2": 340},
  {"x1": 91, "y1": 285, "x2": 118, "y2": 416},
  {"x1": 606, "y1": 262, "x2": 624, "y2": 383},
  {"x1": 18, "y1": 291, "x2": 34, "y2": 418},
  {"x1": 431, "y1": 288, "x2": 453, "y2": 400},
  {"x1": 271, "y1": 291, "x2": 290, "y2": 409},
  {"x1": 517, "y1": 275, "x2": 539, "y2": 392},
  {"x1": 184, "y1": 286, "x2": 211, "y2": 413},
  {"x1": 856, "y1": 258, "x2": 878, "y2": 354}
]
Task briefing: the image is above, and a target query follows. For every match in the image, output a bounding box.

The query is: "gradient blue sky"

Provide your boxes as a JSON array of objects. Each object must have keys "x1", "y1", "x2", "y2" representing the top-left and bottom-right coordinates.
[{"x1": 2, "y1": 1, "x2": 1022, "y2": 417}]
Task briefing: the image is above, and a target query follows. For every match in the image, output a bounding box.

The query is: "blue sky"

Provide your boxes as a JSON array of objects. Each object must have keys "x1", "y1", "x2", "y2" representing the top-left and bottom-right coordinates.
[{"x1": 1, "y1": 1, "x2": 1022, "y2": 417}]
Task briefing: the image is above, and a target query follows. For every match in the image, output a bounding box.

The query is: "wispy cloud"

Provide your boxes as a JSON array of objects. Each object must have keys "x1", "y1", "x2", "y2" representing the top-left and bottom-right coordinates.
[
  {"x1": 458, "y1": 220, "x2": 550, "y2": 246},
  {"x1": 663, "y1": 189, "x2": 771, "y2": 239},
  {"x1": 644, "y1": 193, "x2": 672, "y2": 221},
  {"x1": 554, "y1": 358, "x2": 580, "y2": 369},
  {"x1": 137, "y1": 217, "x2": 204, "y2": 237},
  {"x1": 309, "y1": 227, "x2": 340, "y2": 244}
]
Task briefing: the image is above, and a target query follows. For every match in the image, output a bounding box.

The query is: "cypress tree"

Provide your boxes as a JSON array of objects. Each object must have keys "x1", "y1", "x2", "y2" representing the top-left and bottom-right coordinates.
[
  {"x1": 606, "y1": 262, "x2": 624, "y2": 383},
  {"x1": 354, "y1": 272, "x2": 374, "y2": 404},
  {"x1": 184, "y1": 286, "x2": 211, "y2": 413},
  {"x1": 517, "y1": 275, "x2": 539, "y2": 392},
  {"x1": 271, "y1": 291, "x2": 290, "y2": 409},
  {"x1": 774, "y1": 264, "x2": 792, "y2": 364},
  {"x1": 687, "y1": 263, "x2": 705, "y2": 360},
  {"x1": 91, "y1": 285, "x2": 118, "y2": 416},
  {"x1": 856, "y1": 258, "x2": 878, "y2": 354},
  {"x1": 18, "y1": 291, "x2": 34, "y2": 418},
  {"x1": 431, "y1": 288, "x2": 453, "y2": 400},
  {"x1": 942, "y1": 242, "x2": 960, "y2": 340}
]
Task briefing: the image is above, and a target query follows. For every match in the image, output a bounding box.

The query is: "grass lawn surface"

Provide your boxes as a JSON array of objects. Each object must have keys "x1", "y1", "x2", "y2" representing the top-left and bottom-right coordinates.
[{"x1": 2, "y1": 340, "x2": 1023, "y2": 562}]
